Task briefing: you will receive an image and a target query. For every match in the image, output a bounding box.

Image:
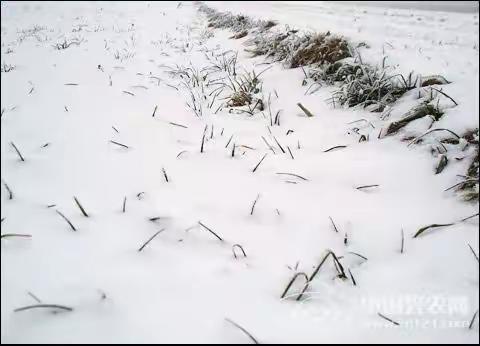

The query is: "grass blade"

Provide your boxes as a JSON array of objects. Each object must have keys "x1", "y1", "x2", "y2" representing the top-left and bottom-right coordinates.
[
  {"x1": 225, "y1": 134, "x2": 234, "y2": 148},
  {"x1": 297, "y1": 102, "x2": 314, "y2": 117},
  {"x1": 348, "y1": 268, "x2": 357, "y2": 286},
  {"x1": 1, "y1": 233, "x2": 32, "y2": 239},
  {"x1": 232, "y1": 244, "x2": 247, "y2": 259},
  {"x1": 14, "y1": 304, "x2": 73, "y2": 313},
  {"x1": 10, "y1": 142, "x2": 25, "y2": 161},
  {"x1": 198, "y1": 221, "x2": 224, "y2": 242},
  {"x1": 272, "y1": 136, "x2": 285, "y2": 153},
  {"x1": 252, "y1": 154, "x2": 268, "y2": 173},
  {"x1": 377, "y1": 312, "x2": 400, "y2": 326},
  {"x1": 110, "y1": 140, "x2": 129, "y2": 149},
  {"x1": 225, "y1": 318, "x2": 259, "y2": 344},
  {"x1": 162, "y1": 167, "x2": 169, "y2": 182},
  {"x1": 138, "y1": 229, "x2": 165, "y2": 252},
  {"x1": 250, "y1": 194, "x2": 260, "y2": 215},
  {"x1": 73, "y1": 196, "x2": 89, "y2": 217},
  {"x1": 55, "y1": 210, "x2": 77, "y2": 231},
  {"x1": 287, "y1": 146, "x2": 295, "y2": 160},
  {"x1": 276, "y1": 172, "x2": 309, "y2": 181},
  {"x1": 2, "y1": 180, "x2": 13, "y2": 200},
  {"x1": 200, "y1": 132, "x2": 206, "y2": 153},
  {"x1": 469, "y1": 310, "x2": 478, "y2": 330},
  {"x1": 401, "y1": 229, "x2": 405, "y2": 254},
  {"x1": 280, "y1": 272, "x2": 309, "y2": 300},
  {"x1": 413, "y1": 223, "x2": 454, "y2": 238},
  {"x1": 356, "y1": 184, "x2": 380, "y2": 190},
  {"x1": 323, "y1": 145, "x2": 347, "y2": 153},
  {"x1": 169, "y1": 122, "x2": 188, "y2": 128},
  {"x1": 460, "y1": 213, "x2": 479, "y2": 222},
  {"x1": 27, "y1": 292, "x2": 42, "y2": 303},
  {"x1": 329, "y1": 216, "x2": 339, "y2": 233},
  {"x1": 468, "y1": 244, "x2": 479, "y2": 262}
]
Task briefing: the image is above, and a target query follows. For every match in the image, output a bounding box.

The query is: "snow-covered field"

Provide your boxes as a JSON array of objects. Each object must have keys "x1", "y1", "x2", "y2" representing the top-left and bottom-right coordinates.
[{"x1": 1, "y1": 1, "x2": 479, "y2": 343}]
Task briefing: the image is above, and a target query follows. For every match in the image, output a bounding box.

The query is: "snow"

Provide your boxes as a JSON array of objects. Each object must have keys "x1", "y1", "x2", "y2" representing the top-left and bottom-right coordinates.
[
  {"x1": 331, "y1": 1, "x2": 479, "y2": 13},
  {"x1": 1, "y1": 1, "x2": 479, "y2": 344}
]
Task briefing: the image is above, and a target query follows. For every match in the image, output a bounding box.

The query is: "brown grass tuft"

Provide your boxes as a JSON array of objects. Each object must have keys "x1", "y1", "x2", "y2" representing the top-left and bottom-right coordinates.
[
  {"x1": 290, "y1": 33, "x2": 350, "y2": 68},
  {"x1": 228, "y1": 90, "x2": 252, "y2": 107}
]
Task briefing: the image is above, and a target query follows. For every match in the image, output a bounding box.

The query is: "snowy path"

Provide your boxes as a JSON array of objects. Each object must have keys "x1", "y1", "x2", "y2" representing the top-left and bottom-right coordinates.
[{"x1": 1, "y1": 2, "x2": 478, "y2": 343}]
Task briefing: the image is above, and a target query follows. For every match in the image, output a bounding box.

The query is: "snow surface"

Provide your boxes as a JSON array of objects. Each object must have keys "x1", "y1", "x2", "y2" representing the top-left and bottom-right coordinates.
[
  {"x1": 331, "y1": 1, "x2": 479, "y2": 13},
  {"x1": 1, "y1": 1, "x2": 479, "y2": 343}
]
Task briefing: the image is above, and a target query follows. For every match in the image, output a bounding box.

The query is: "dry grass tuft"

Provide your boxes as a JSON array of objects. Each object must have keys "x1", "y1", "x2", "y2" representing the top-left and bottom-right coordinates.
[
  {"x1": 228, "y1": 90, "x2": 252, "y2": 107},
  {"x1": 385, "y1": 102, "x2": 444, "y2": 136},
  {"x1": 290, "y1": 33, "x2": 350, "y2": 68}
]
